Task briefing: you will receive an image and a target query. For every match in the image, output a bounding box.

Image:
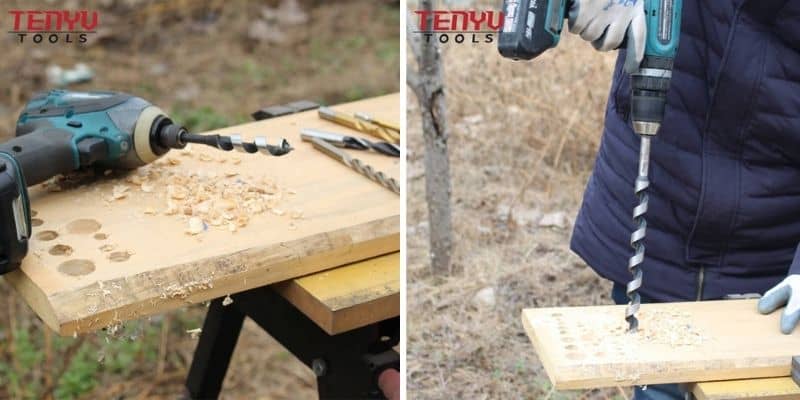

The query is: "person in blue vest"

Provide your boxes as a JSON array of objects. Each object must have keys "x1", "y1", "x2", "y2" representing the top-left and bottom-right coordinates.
[{"x1": 567, "y1": 1, "x2": 800, "y2": 399}]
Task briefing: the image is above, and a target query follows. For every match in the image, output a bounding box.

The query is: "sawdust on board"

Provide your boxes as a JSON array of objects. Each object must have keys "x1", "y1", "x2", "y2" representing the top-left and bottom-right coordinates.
[
  {"x1": 545, "y1": 307, "x2": 709, "y2": 383},
  {"x1": 40, "y1": 145, "x2": 303, "y2": 235}
]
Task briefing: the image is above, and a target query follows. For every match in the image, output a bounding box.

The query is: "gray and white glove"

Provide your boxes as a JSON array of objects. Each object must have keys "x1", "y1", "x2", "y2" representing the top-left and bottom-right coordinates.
[
  {"x1": 758, "y1": 275, "x2": 800, "y2": 334},
  {"x1": 568, "y1": 0, "x2": 646, "y2": 73}
]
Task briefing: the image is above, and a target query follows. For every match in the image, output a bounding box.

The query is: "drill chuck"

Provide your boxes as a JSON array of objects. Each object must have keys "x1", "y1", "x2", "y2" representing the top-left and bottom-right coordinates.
[{"x1": 631, "y1": 57, "x2": 674, "y2": 136}]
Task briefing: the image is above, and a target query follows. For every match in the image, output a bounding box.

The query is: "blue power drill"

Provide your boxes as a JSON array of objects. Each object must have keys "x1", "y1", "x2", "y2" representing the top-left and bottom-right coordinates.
[
  {"x1": 0, "y1": 90, "x2": 293, "y2": 274},
  {"x1": 498, "y1": 0, "x2": 682, "y2": 331}
]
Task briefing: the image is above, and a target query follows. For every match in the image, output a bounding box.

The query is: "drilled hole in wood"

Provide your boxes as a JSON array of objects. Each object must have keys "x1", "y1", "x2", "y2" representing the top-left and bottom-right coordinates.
[
  {"x1": 66, "y1": 218, "x2": 101, "y2": 234},
  {"x1": 565, "y1": 344, "x2": 577, "y2": 350},
  {"x1": 58, "y1": 259, "x2": 95, "y2": 276},
  {"x1": 49, "y1": 244, "x2": 73, "y2": 256},
  {"x1": 35, "y1": 230, "x2": 58, "y2": 241},
  {"x1": 31, "y1": 218, "x2": 43, "y2": 227},
  {"x1": 94, "y1": 233, "x2": 108, "y2": 240},
  {"x1": 566, "y1": 352, "x2": 584, "y2": 360},
  {"x1": 30, "y1": 210, "x2": 38, "y2": 217}
]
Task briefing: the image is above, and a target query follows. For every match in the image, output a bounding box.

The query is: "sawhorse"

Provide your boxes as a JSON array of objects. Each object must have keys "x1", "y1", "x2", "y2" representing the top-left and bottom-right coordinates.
[{"x1": 184, "y1": 284, "x2": 399, "y2": 399}]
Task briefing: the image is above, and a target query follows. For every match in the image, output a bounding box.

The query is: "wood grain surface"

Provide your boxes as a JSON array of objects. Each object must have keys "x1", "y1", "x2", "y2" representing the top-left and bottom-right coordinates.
[
  {"x1": 5, "y1": 94, "x2": 400, "y2": 336},
  {"x1": 273, "y1": 252, "x2": 399, "y2": 335},
  {"x1": 521, "y1": 300, "x2": 800, "y2": 390}
]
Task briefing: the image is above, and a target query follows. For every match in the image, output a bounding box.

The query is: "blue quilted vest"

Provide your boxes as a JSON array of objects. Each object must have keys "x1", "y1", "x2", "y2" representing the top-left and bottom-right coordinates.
[{"x1": 570, "y1": 0, "x2": 800, "y2": 301}]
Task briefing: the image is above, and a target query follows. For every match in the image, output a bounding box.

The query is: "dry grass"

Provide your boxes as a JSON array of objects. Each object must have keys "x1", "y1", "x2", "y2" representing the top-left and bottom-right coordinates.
[{"x1": 407, "y1": 14, "x2": 632, "y2": 398}]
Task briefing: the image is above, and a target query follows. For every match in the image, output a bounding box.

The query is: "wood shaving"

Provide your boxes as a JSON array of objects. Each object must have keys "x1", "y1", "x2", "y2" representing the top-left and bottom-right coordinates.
[
  {"x1": 222, "y1": 295, "x2": 234, "y2": 306},
  {"x1": 77, "y1": 155, "x2": 299, "y2": 235},
  {"x1": 161, "y1": 279, "x2": 213, "y2": 299},
  {"x1": 186, "y1": 217, "x2": 206, "y2": 235},
  {"x1": 168, "y1": 185, "x2": 188, "y2": 200},
  {"x1": 99, "y1": 244, "x2": 116, "y2": 252},
  {"x1": 111, "y1": 185, "x2": 129, "y2": 200},
  {"x1": 186, "y1": 328, "x2": 202, "y2": 339}
]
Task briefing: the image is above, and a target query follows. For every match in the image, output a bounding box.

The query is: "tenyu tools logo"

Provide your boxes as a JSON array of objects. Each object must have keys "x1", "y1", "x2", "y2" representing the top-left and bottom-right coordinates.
[
  {"x1": 8, "y1": 10, "x2": 99, "y2": 44},
  {"x1": 413, "y1": 10, "x2": 503, "y2": 44}
]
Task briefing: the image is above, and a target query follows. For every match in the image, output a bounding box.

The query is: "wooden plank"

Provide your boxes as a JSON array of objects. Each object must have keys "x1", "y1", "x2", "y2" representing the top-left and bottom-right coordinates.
[
  {"x1": 273, "y1": 252, "x2": 399, "y2": 335},
  {"x1": 521, "y1": 300, "x2": 800, "y2": 390},
  {"x1": 5, "y1": 94, "x2": 400, "y2": 336},
  {"x1": 692, "y1": 377, "x2": 800, "y2": 400}
]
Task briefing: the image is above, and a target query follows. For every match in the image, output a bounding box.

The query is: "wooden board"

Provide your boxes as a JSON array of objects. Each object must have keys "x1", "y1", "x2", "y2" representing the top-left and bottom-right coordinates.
[
  {"x1": 273, "y1": 252, "x2": 399, "y2": 335},
  {"x1": 5, "y1": 94, "x2": 400, "y2": 336},
  {"x1": 692, "y1": 377, "x2": 800, "y2": 400},
  {"x1": 521, "y1": 299, "x2": 800, "y2": 390}
]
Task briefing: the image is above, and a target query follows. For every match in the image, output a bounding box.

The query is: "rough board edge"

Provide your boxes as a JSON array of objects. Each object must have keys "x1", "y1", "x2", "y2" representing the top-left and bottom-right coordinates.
[
  {"x1": 330, "y1": 292, "x2": 399, "y2": 334},
  {"x1": 33, "y1": 215, "x2": 398, "y2": 336},
  {"x1": 272, "y1": 279, "x2": 337, "y2": 334},
  {"x1": 521, "y1": 309, "x2": 562, "y2": 389},
  {"x1": 4, "y1": 269, "x2": 60, "y2": 332}
]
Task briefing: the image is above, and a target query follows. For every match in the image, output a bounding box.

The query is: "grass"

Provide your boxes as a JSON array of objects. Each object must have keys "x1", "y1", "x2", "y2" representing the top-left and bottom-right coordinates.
[
  {"x1": 169, "y1": 105, "x2": 245, "y2": 132},
  {"x1": 0, "y1": 303, "x2": 202, "y2": 400}
]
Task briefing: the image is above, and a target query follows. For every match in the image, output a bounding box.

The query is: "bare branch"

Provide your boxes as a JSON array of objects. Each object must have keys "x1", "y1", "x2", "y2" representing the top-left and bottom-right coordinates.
[
  {"x1": 407, "y1": 0, "x2": 453, "y2": 275},
  {"x1": 407, "y1": 69, "x2": 423, "y2": 99}
]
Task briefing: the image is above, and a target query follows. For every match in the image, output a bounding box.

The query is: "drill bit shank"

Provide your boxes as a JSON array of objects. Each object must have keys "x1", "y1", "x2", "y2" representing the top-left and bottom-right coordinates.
[{"x1": 308, "y1": 137, "x2": 399, "y2": 195}]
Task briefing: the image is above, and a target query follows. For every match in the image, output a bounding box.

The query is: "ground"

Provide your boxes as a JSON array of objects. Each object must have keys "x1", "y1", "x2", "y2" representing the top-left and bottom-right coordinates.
[
  {"x1": 0, "y1": 0, "x2": 398, "y2": 399},
  {"x1": 406, "y1": 19, "x2": 634, "y2": 399}
]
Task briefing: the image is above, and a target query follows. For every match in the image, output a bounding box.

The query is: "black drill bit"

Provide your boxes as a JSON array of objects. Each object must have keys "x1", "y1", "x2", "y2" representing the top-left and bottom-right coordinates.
[{"x1": 181, "y1": 133, "x2": 293, "y2": 156}]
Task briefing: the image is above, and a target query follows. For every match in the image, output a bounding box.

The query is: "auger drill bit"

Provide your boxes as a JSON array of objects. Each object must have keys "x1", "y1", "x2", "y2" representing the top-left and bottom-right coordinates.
[
  {"x1": 154, "y1": 122, "x2": 293, "y2": 157},
  {"x1": 168, "y1": 129, "x2": 293, "y2": 157},
  {"x1": 181, "y1": 133, "x2": 293, "y2": 156},
  {"x1": 627, "y1": 136, "x2": 651, "y2": 333}
]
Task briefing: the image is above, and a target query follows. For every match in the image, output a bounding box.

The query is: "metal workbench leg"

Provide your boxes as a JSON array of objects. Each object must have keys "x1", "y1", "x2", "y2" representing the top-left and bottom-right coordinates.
[
  {"x1": 233, "y1": 286, "x2": 399, "y2": 400},
  {"x1": 185, "y1": 297, "x2": 245, "y2": 399}
]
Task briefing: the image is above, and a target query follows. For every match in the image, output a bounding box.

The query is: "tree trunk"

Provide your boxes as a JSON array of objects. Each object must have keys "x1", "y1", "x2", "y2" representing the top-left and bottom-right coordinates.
[{"x1": 407, "y1": 2, "x2": 453, "y2": 275}]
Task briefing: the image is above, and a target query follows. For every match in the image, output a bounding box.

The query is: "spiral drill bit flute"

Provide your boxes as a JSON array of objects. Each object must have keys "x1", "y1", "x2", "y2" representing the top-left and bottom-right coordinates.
[
  {"x1": 626, "y1": 136, "x2": 651, "y2": 332},
  {"x1": 625, "y1": 1, "x2": 682, "y2": 332}
]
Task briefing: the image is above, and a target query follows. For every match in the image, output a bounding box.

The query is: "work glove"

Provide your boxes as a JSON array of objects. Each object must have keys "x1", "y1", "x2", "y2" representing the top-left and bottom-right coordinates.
[
  {"x1": 568, "y1": 0, "x2": 646, "y2": 73},
  {"x1": 758, "y1": 275, "x2": 800, "y2": 334}
]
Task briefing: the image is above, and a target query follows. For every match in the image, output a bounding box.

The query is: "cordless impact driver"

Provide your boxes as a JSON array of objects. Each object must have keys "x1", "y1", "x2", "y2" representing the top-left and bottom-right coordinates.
[
  {"x1": 0, "y1": 90, "x2": 293, "y2": 275},
  {"x1": 498, "y1": 0, "x2": 682, "y2": 331}
]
